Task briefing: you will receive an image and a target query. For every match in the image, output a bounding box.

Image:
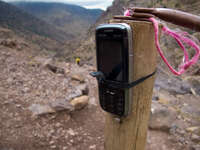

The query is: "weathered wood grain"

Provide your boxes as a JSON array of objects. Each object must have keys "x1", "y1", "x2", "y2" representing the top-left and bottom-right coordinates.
[{"x1": 104, "y1": 19, "x2": 158, "y2": 150}]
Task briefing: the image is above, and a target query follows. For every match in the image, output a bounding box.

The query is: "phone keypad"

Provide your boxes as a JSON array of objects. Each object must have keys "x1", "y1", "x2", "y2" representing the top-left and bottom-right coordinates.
[{"x1": 99, "y1": 83, "x2": 125, "y2": 116}]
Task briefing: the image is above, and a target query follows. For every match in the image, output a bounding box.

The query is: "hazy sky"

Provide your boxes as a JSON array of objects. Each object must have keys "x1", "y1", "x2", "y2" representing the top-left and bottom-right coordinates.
[{"x1": 3, "y1": 0, "x2": 114, "y2": 10}]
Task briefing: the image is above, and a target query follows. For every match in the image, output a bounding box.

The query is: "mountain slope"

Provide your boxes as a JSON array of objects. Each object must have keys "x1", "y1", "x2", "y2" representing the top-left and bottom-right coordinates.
[
  {"x1": 0, "y1": 1, "x2": 73, "y2": 43},
  {"x1": 77, "y1": 0, "x2": 200, "y2": 65},
  {"x1": 12, "y1": 2, "x2": 103, "y2": 38}
]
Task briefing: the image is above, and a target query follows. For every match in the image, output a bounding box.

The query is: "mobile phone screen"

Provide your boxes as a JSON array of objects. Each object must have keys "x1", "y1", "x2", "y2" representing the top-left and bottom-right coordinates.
[{"x1": 97, "y1": 38, "x2": 124, "y2": 82}]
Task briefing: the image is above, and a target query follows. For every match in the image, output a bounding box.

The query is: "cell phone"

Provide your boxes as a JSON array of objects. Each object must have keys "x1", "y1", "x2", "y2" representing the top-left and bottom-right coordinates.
[{"x1": 94, "y1": 23, "x2": 134, "y2": 117}]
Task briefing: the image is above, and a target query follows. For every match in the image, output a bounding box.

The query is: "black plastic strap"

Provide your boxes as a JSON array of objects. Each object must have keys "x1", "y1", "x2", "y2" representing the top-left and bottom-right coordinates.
[{"x1": 90, "y1": 70, "x2": 157, "y2": 90}]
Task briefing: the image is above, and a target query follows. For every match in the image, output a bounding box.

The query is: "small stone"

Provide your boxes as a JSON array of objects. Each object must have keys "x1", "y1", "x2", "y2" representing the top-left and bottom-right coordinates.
[
  {"x1": 63, "y1": 146, "x2": 68, "y2": 150},
  {"x1": 71, "y1": 74, "x2": 85, "y2": 83},
  {"x1": 186, "y1": 126, "x2": 200, "y2": 133},
  {"x1": 28, "y1": 104, "x2": 55, "y2": 116},
  {"x1": 65, "y1": 69, "x2": 70, "y2": 74},
  {"x1": 50, "y1": 129, "x2": 55, "y2": 135},
  {"x1": 55, "y1": 123, "x2": 61, "y2": 128},
  {"x1": 177, "y1": 129, "x2": 186, "y2": 136},
  {"x1": 49, "y1": 141, "x2": 55, "y2": 145},
  {"x1": 152, "y1": 96, "x2": 159, "y2": 101},
  {"x1": 191, "y1": 88, "x2": 197, "y2": 96},
  {"x1": 70, "y1": 96, "x2": 89, "y2": 110},
  {"x1": 191, "y1": 145, "x2": 200, "y2": 150},
  {"x1": 70, "y1": 139, "x2": 74, "y2": 143},
  {"x1": 67, "y1": 128, "x2": 76, "y2": 136},
  {"x1": 169, "y1": 125, "x2": 178, "y2": 135},
  {"x1": 7, "y1": 77, "x2": 13, "y2": 83},
  {"x1": 191, "y1": 134, "x2": 200, "y2": 143},
  {"x1": 50, "y1": 100, "x2": 74, "y2": 112},
  {"x1": 89, "y1": 145, "x2": 96, "y2": 149},
  {"x1": 149, "y1": 102, "x2": 177, "y2": 132},
  {"x1": 23, "y1": 87, "x2": 29, "y2": 93},
  {"x1": 16, "y1": 104, "x2": 21, "y2": 108},
  {"x1": 178, "y1": 137, "x2": 185, "y2": 144},
  {"x1": 50, "y1": 145, "x2": 56, "y2": 149},
  {"x1": 76, "y1": 84, "x2": 89, "y2": 95},
  {"x1": 65, "y1": 135, "x2": 68, "y2": 139}
]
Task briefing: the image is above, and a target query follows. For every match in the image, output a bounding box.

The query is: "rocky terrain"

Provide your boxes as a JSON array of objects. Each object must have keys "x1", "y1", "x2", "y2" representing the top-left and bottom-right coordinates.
[
  {"x1": 0, "y1": 0, "x2": 200, "y2": 149},
  {"x1": 0, "y1": 25, "x2": 200, "y2": 150}
]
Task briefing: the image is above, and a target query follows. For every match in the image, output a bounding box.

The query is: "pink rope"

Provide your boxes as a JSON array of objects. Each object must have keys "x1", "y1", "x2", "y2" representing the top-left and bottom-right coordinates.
[
  {"x1": 124, "y1": 10, "x2": 200, "y2": 75},
  {"x1": 150, "y1": 17, "x2": 200, "y2": 75}
]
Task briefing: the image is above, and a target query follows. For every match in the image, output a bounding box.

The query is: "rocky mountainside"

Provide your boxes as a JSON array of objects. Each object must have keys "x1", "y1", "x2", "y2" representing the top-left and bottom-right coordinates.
[
  {"x1": 11, "y1": 2, "x2": 103, "y2": 40},
  {"x1": 77, "y1": 0, "x2": 200, "y2": 67},
  {"x1": 0, "y1": 1, "x2": 72, "y2": 43}
]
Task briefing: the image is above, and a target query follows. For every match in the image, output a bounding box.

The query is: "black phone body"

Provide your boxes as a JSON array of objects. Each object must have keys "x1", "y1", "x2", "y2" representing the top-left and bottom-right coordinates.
[{"x1": 95, "y1": 23, "x2": 133, "y2": 116}]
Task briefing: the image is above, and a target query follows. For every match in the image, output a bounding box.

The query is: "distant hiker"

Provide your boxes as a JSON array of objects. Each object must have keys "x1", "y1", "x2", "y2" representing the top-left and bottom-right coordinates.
[{"x1": 75, "y1": 57, "x2": 80, "y2": 65}]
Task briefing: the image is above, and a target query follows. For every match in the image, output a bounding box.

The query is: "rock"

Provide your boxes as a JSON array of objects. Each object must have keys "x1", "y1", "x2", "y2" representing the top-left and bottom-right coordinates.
[
  {"x1": 70, "y1": 139, "x2": 74, "y2": 143},
  {"x1": 7, "y1": 77, "x2": 13, "y2": 83},
  {"x1": 0, "y1": 39, "x2": 17, "y2": 48},
  {"x1": 149, "y1": 102, "x2": 177, "y2": 132},
  {"x1": 42, "y1": 58, "x2": 53, "y2": 67},
  {"x1": 71, "y1": 74, "x2": 85, "y2": 83},
  {"x1": 50, "y1": 129, "x2": 55, "y2": 135},
  {"x1": 16, "y1": 104, "x2": 21, "y2": 108},
  {"x1": 184, "y1": 76, "x2": 200, "y2": 95},
  {"x1": 46, "y1": 64, "x2": 65, "y2": 74},
  {"x1": 191, "y1": 145, "x2": 200, "y2": 150},
  {"x1": 63, "y1": 146, "x2": 68, "y2": 150},
  {"x1": 67, "y1": 84, "x2": 89, "y2": 100},
  {"x1": 152, "y1": 95, "x2": 159, "y2": 101},
  {"x1": 191, "y1": 134, "x2": 200, "y2": 143},
  {"x1": 67, "y1": 90, "x2": 83, "y2": 100},
  {"x1": 49, "y1": 141, "x2": 55, "y2": 145},
  {"x1": 28, "y1": 104, "x2": 55, "y2": 116},
  {"x1": 76, "y1": 84, "x2": 89, "y2": 95},
  {"x1": 70, "y1": 96, "x2": 89, "y2": 110},
  {"x1": 22, "y1": 87, "x2": 29, "y2": 93},
  {"x1": 65, "y1": 69, "x2": 70, "y2": 74},
  {"x1": 50, "y1": 100, "x2": 74, "y2": 112},
  {"x1": 67, "y1": 128, "x2": 76, "y2": 136},
  {"x1": 55, "y1": 123, "x2": 62, "y2": 128},
  {"x1": 155, "y1": 72, "x2": 192, "y2": 95},
  {"x1": 186, "y1": 126, "x2": 200, "y2": 133},
  {"x1": 89, "y1": 145, "x2": 96, "y2": 150},
  {"x1": 50, "y1": 145, "x2": 56, "y2": 149}
]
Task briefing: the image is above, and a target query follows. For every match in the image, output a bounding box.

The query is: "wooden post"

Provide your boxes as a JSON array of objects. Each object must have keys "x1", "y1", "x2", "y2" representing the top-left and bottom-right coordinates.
[{"x1": 104, "y1": 19, "x2": 158, "y2": 150}]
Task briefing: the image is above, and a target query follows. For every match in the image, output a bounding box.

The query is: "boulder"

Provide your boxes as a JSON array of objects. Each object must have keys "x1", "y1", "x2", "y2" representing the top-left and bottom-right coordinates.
[
  {"x1": 149, "y1": 101, "x2": 177, "y2": 132},
  {"x1": 70, "y1": 96, "x2": 89, "y2": 110}
]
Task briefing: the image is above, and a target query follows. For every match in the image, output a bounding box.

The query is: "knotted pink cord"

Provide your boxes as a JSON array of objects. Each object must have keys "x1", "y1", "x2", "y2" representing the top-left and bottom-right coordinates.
[
  {"x1": 124, "y1": 10, "x2": 200, "y2": 75},
  {"x1": 150, "y1": 17, "x2": 200, "y2": 75}
]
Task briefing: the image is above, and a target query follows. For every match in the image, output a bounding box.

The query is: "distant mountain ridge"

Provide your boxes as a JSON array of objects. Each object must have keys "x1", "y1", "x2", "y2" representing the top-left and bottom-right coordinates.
[
  {"x1": 11, "y1": 2, "x2": 103, "y2": 38},
  {"x1": 0, "y1": 0, "x2": 72, "y2": 43}
]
